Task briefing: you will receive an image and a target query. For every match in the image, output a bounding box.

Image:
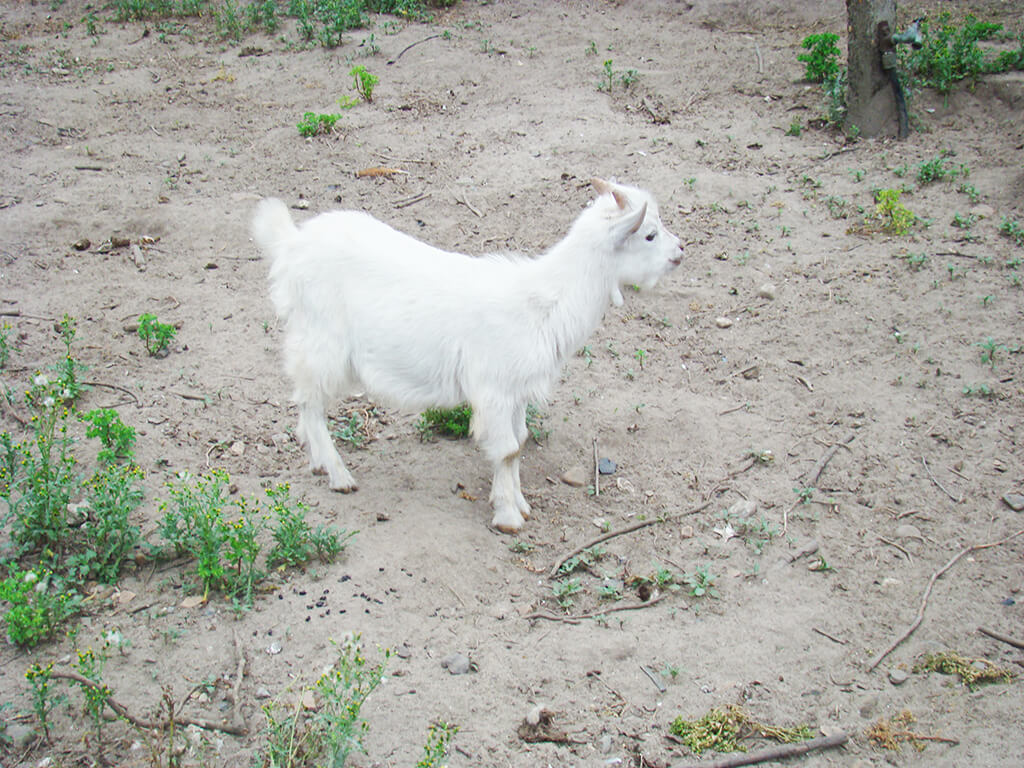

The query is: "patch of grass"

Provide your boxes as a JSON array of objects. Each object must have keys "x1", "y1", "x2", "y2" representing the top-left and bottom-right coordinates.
[
  {"x1": 916, "y1": 151, "x2": 967, "y2": 185},
  {"x1": 417, "y1": 404, "x2": 472, "y2": 440},
  {"x1": 785, "y1": 118, "x2": 801, "y2": 137},
  {"x1": 1000, "y1": 216, "x2": 1024, "y2": 246},
  {"x1": 525, "y1": 403, "x2": 548, "y2": 445},
  {"x1": 797, "y1": 32, "x2": 841, "y2": 82},
  {"x1": 682, "y1": 564, "x2": 718, "y2": 598}
]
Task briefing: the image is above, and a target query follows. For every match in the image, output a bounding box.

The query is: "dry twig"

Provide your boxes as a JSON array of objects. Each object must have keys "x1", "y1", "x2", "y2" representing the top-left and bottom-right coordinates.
[
  {"x1": 669, "y1": 731, "x2": 847, "y2": 768},
  {"x1": 867, "y1": 529, "x2": 1024, "y2": 672},
  {"x1": 922, "y1": 455, "x2": 961, "y2": 504},
  {"x1": 978, "y1": 626, "x2": 1024, "y2": 650}
]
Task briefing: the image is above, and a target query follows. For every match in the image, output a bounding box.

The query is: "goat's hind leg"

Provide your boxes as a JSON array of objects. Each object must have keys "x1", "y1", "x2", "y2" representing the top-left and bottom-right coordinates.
[{"x1": 295, "y1": 400, "x2": 357, "y2": 492}]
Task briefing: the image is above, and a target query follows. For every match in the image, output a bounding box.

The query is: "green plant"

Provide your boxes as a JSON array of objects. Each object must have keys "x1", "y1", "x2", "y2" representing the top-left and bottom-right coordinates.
[
  {"x1": 25, "y1": 662, "x2": 64, "y2": 741},
  {"x1": 261, "y1": 635, "x2": 388, "y2": 767},
  {"x1": 333, "y1": 413, "x2": 367, "y2": 448},
  {"x1": 951, "y1": 212, "x2": 977, "y2": 230},
  {"x1": 898, "y1": 252, "x2": 928, "y2": 270},
  {"x1": 0, "y1": 323, "x2": 11, "y2": 370},
  {"x1": 873, "y1": 188, "x2": 916, "y2": 235},
  {"x1": 417, "y1": 721, "x2": 459, "y2": 768},
  {"x1": 297, "y1": 111, "x2": 342, "y2": 137},
  {"x1": 598, "y1": 59, "x2": 614, "y2": 91},
  {"x1": 977, "y1": 337, "x2": 1008, "y2": 369},
  {"x1": 557, "y1": 545, "x2": 605, "y2": 575},
  {"x1": 137, "y1": 312, "x2": 176, "y2": 357},
  {"x1": 349, "y1": 64, "x2": 378, "y2": 101},
  {"x1": 821, "y1": 68, "x2": 847, "y2": 126},
  {"x1": 525, "y1": 403, "x2": 548, "y2": 445},
  {"x1": 266, "y1": 483, "x2": 353, "y2": 568},
  {"x1": 0, "y1": 567, "x2": 81, "y2": 646},
  {"x1": 682, "y1": 564, "x2": 718, "y2": 598},
  {"x1": 916, "y1": 152, "x2": 966, "y2": 185},
  {"x1": 216, "y1": 0, "x2": 245, "y2": 40},
  {"x1": 669, "y1": 705, "x2": 811, "y2": 755},
  {"x1": 962, "y1": 383, "x2": 993, "y2": 398},
  {"x1": 1000, "y1": 216, "x2": 1024, "y2": 247},
  {"x1": 902, "y1": 13, "x2": 1022, "y2": 102},
  {"x1": 80, "y1": 408, "x2": 136, "y2": 464},
  {"x1": 785, "y1": 118, "x2": 801, "y2": 137},
  {"x1": 222, "y1": 497, "x2": 263, "y2": 606},
  {"x1": 552, "y1": 578, "x2": 582, "y2": 611},
  {"x1": 914, "y1": 650, "x2": 1015, "y2": 691},
  {"x1": 68, "y1": 462, "x2": 144, "y2": 584},
  {"x1": 797, "y1": 33, "x2": 840, "y2": 82},
  {"x1": 417, "y1": 404, "x2": 472, "y2": 440},
  {"x1": 72, "y1": 646, "x2": 111, "y2": 741},
  {"x1": 53, "y1": 314, "x2": 86, "y2": 401},
  {"x1": 793, "y1": 486, "x2": 814, "y2": 504}
]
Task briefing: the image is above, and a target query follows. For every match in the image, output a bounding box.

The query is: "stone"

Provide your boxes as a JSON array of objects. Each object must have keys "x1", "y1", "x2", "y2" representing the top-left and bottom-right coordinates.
[
  {"x1": 441, "y1": 652, "x2": 471, "y2": 675},
  {"x1": 1001, "y1": 492, "x2": 1024, "y2": 512},
  {"x1": 7, "y1": 723, "x2": 35, "y2": 750},
  {"x1": 888, "y1": 668, "x2": 909, "y2": 685},
  {"x1": 560, "y1": 466, "x2": 587, "y2": 487},
  {"x1": 727, "y1": 499, "x2": 757, "y2": 518},
  {"x1": 757, "y1": 282, "x2": 776, "y2": 300},
  {"x1": 598, "y1": 457, "x2": 617, "y2": 475},
  {"x1": 894, "y1": 524, "x2": 923, "y2": 541},
  {"x1": 715, "y1": 316, "x2": 733, "y2": 328},
  {"x1": 229, "y1": 441, "x2": 245, "y2": 456}
]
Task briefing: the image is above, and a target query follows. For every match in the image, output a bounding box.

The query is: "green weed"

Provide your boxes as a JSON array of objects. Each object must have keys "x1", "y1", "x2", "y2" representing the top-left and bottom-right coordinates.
[
  {"x1": 1000, "y1": 216, "x2": 1024, "y2": 247},
  {"x1": 785, "y1": 118, "x2": 802, "y2": 137},
  {"x1": 552, "y1": 577, "x2": 582, "y2": 611},
  {"x1": 917, "y1": 152, "x2": 967, "y2": 185},
  {"x1": 525, "y1": 403, "x2": 548, "y2": 445},
  {"x1": 25, "y1": 662, "x2": 64, "y2": 741},
  {"x1": 349, "y1": 64, "x2": 378, "y2": 100},
  {"x1": 137, "y1": 312, "x2": 176, "y2": 357},
  {"x1": 873, "y1": 188, "x2": 916, "y2": 235},
  {"x1": 417, "y1": 721, "x2": 459, "y2": 768},
  {"x1": 669, "y1": 705, "x2": 811, "y2": 755},
  {"x1": 557, "y1": 545, "x2": 605, "y2": 575},
  {"x1": 797, "y1": 32, "x2": 841, "y2": 82},
  {"x1": 682, "y1": 564, "x2": 718, "y2": 598},
  {"x1": 72, "y1": 646, "x2": 111, "y2": 741},
  {"x1": 297, "y1": 111, "x2": 342, "y2": 137},
  {"x1": 417, "y1": 404, "x2": 472, "y2": 440},
  {"x1": 0, "y1": 566, "x2": 82, "y2": 647},
  {"x1": 80, "y1": 408, "x2": 136, "y2": 464},
  {"x1": 260, "y1": 635, "x2": 388, "y2": 767}
]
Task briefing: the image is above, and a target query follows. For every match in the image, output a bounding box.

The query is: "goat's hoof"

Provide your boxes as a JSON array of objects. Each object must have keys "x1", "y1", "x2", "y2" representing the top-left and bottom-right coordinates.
[
  {"x1": 491, "y1": 508, "x2": 525, "y2": 533},
  {"x1": 330, "y1": 482, "x2": 358, "y2": 493}
]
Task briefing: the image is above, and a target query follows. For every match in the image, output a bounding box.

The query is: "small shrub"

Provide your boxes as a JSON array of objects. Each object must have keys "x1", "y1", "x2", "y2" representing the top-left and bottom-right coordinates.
[
  {"x1": 1000, "y1": 216, "x2": 1024, "y2": 247},
  {"x1": 0, "y1": 567, "x2": 82, "y2": 647},
  {"x1": 297, "y1": 111, "x2": 341, "y2": 137},
  {"x1": 417, "y1": 404, "x2": 472, "y2": 440},
  {"x1": 873, "y1": 188, "x2": 916, "y2": 235},
  {"x1": 137, "y1": 312, "x2": 176, "y2": 357},
  {"x1": 798, "y1": 33, "x2": 841, "y2": 82},
  {"x1": 349, "y1": 64, "x2": 378, "y2": 101}
]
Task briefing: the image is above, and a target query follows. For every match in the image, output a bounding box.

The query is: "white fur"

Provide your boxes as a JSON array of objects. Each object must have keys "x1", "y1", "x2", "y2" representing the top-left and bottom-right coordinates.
[{"x1": 252, "y1": 179, "x2": 682, "y2": 532}]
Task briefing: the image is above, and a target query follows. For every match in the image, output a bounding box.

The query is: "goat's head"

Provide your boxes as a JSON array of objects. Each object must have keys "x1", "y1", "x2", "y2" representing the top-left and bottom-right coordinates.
[{"x1": 591, "y1": 178, "x2": 682, "y2": 306}]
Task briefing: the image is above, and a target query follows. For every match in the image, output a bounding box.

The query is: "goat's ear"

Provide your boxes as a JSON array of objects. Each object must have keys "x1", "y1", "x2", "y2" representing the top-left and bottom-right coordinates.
[
  {"x1": 591, "y1": 177, "x2": 612, "y2": 196},
  {"x1": 611, "y1": 202, "x2": 647, "y2": 245}
]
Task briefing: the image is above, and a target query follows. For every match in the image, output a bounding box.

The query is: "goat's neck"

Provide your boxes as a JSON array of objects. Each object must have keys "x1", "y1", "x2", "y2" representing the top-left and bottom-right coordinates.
[{"x1": 538, "y1": 237, "x2": 617, "y2": 361}]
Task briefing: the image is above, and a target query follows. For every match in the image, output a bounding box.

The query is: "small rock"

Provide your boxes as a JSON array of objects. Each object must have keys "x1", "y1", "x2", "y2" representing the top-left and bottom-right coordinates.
[
  {"x1": 757, "y1": 282, "x2": 776, "y2": 300},
  {"x1": 727, "y1": 499, "x2": 757, "y2": 518},
  {"x1": 560, "y1": 466, "x2": 587, "y2": 487},
  {"x1": 300, "y1": 689, "x2": 317, "y2": 710},
  {"x1": 293, "y1": 200, "x2": 310, "y2": 210},
  {"x1": 395, "y1": 643, "x2": 412, "y2": 659},
  {"x1": 888, "y1": 668, "x2": 909, "y2": 685},
  {"x1": 255, "y1": 686, "x2": 272, "y2": 699},
  {"x1": 858, "y1": 694, "x2": 879, "y2": 719},
  {"x1": 7, "y1": 723, "x2": 35, "y2": 750},
  {"x1": 970, "y1": 203, "x2": 995, "y2": 219},
  {"x1": 894, "y1": 524, "x2": 923, "y2": 541},
  {"x1": 441, "y1": 652, "x2": 471, "y2": 675},
  {"x1": 266, "y1": 642, "x2": 282, "y2": 655},
  {"x1": 598, "y1": 457, "x2": 617, "y2": 475},
  {"x1": 599, "y1": 733, "x2": 614, "y2": 754},
  {"x1": 72, "y1": 238, "x2": 90, "y2": 251},
  {"x1": 229, "y1": 440, "x2": 245, "y2": 457},
  {"x1": 1002, "y1": 492, "x2": 1024, "y2": 512},
  {"x1": 715, "y1": 316, "x2": 733, "y2": 328}
]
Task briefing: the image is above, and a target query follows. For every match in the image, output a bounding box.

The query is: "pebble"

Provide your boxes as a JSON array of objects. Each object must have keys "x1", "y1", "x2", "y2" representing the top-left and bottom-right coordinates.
[
  {"x1": 229, "y1": 440, "x2": 245, "y2": 457},
  {"x1": 727, "y1": 499, "x2": 757, "y2": 518},
  {"x1": 888, "y1": 668, "x2": 909, "y2": 685},
  {"x1": 7, "y1": 723, "x2": 35, "y2": 750},
  {"x1": 599, "y1": 733, "x2": 614, "y2": 754},
  {"x1": 1002, "y1": 492, "x2": 1024, "y2": 512},
  {"x1": 757, "y1": 282, "x2": 776, "y2": 300},
  {"x1": 715, "y1": 316, "x2": 733, "y2": 328},
  {"x1": 858, "y1": 694, "x2": 879, "y2": 719},
  {"x1": 560, "y1": 466, "x2": 587, "y2": 487},
  {"x1": 441, "y1": 652, "x2": 471, "y2": 675},
  {"x1": 255, "y1": 686, "x2": 272, "y2": 699},
  {"x1": 72, "y1": 238, "x2": 90, "y2": 251},
  {"x1": 894, "y1": 524, "x2": 923, "y2": 541},
  {"x1": 266, "y1": 642, "x2": 282, "y2": 655},
  {"x1": 598, "y1": 457, "x2": 617, "y2": 475}
]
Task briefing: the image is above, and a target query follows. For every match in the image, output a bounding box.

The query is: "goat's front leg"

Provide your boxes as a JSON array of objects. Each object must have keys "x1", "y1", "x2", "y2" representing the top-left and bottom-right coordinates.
[
  {"x1": 490, "y1": 453, "x2": 526, "y2": 533},
  {"x1": 296, "y1": 403, "x2": 357, "y2": 492},
  {"x1": 475, "y1": 401, "x2": 529, "y2": 532}
]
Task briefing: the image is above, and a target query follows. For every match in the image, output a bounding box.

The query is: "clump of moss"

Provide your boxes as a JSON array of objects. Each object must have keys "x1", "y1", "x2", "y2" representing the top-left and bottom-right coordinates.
[
  {"x1": 914, "y1": 650, "x2": 1016, "y2": 691},
  {"x1": 668, "y1": 705, "x2": 812, "y2": 755}
]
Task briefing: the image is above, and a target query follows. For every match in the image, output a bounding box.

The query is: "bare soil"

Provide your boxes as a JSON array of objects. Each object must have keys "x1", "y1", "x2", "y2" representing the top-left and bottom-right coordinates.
[{"x1": 1, "y1": 1, "x2": 1023, "y2": 766}]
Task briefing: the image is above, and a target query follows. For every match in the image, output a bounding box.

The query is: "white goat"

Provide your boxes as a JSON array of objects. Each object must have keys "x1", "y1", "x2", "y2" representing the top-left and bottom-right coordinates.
[{"x1": 252, "y1": 179, "x2": 682, "y2": 532}]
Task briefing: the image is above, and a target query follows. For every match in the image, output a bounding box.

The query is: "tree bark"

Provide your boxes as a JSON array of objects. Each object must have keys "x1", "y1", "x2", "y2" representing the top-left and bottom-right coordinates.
[{"x1": 845, "y1": 0, "x2": 897, "y2": 138}]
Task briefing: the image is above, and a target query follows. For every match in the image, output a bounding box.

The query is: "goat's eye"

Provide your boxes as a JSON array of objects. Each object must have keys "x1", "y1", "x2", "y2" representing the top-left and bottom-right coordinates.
[{"x1": 645, "y1": 232, "x2": 657, "y2": 242}]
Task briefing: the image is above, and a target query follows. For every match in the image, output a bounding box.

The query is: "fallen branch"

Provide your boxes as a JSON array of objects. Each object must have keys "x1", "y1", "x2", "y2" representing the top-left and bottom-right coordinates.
[
  {"x1": 867, "y1": 529, "x2": 1024, "y2": 672},
  {"x1": 51, "y1": 671, "x2": 247, "y2": 736},
  {"x1": 978, "y1": 626, "x2": 1024, "y2": 650},
  {"x1": 922, "y1": 455, "x2": 961, "y2": 504},
  {"x1": 877, "y1": 535, "x2": 912, "y2": 562},
  {"x1": 549, "y1": 499, "x2": 714, "y2": 578},
  {"x1": 593, "y1": 436, "x2": 600, "y2": 497},
  {"x1": 669, "y1": 731, "x2": 847, "y2": 768},
  {"x1": 524, "y1": 594, "x2": 667, "y2": 624},
  {"x1": 386, "y1": 33, "x2": 441, "y2": 65},
  {"x1": 801, "y1": 433, "x2": 855, "y2": 486}
]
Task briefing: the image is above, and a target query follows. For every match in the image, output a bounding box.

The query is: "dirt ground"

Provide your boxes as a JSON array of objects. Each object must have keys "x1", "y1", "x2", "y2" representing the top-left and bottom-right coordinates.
[{"x1": 1, "y1": 0, "x2": 1023, "y2": 765}]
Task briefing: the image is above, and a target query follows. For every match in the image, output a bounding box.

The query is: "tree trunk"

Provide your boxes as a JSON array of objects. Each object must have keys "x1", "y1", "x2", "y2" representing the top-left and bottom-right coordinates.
[{"x1": 845, "y1": 0, "x2": 897, "y2": 138}]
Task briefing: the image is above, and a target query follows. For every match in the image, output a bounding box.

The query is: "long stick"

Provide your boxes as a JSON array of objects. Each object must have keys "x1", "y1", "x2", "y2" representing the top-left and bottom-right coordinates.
[
  {"x1": 867, "y1": 529, "x2": 1024, "y2": 672},
  {"x1": 549, "y1": 498, "x2": 714, "y2": 578},
  {"x1": 978, "y1": 626, "x2": 1024, "y2": 650},
  {"x1": 50, "y1": 671, "x2": 248, "y2": 736},
  {"x1": 670, "y1": 731, "x2": 848, "y2": 768}
]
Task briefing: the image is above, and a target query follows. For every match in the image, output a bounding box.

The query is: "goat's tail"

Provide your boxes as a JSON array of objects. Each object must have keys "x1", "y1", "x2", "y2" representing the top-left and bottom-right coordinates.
[{"x1": 251, "y1": 198, "x2": 297, "y2": 261}]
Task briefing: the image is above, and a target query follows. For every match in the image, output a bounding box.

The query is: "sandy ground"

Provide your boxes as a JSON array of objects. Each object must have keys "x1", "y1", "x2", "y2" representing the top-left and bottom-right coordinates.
[{"x1": 1, "y1": 0, "x2": 1023, "y2": 766}]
